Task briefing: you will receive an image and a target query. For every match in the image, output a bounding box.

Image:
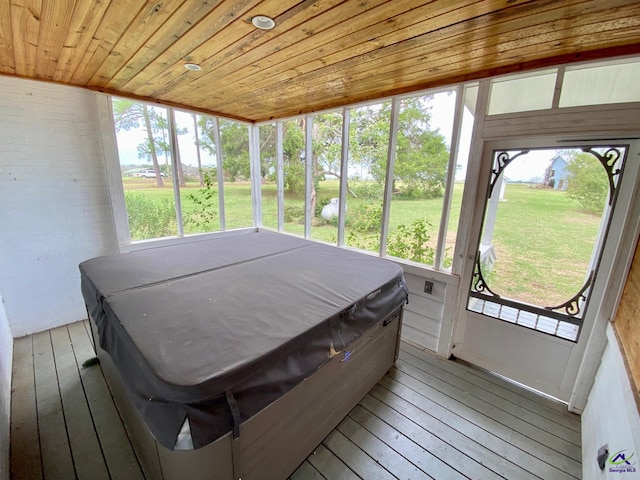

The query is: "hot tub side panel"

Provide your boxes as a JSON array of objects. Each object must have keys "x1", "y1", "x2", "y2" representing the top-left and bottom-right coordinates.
[{"x1": 90, "y1": 308, "x2": 402, "y2": 480}]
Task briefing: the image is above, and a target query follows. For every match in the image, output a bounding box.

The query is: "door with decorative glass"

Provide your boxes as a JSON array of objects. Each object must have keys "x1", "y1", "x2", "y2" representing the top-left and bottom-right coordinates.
[{"x1": 454, "y1": 138, "x2": 639, "y2": 403}]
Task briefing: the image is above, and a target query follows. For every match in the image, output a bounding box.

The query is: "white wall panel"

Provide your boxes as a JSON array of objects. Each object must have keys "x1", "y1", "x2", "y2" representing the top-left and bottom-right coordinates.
[
  {"x1": 0, "y1": 294, "x2": 11, "y2": 480},
  {"x1": 400, "y1": 270, "x2": 447, "y2": 352},
  {"x1": 582, "y1": 325, "x2": 640, "y2": 479},
  {"x1": 0, "y1": 77, "x2": 118, "y2": 336}
]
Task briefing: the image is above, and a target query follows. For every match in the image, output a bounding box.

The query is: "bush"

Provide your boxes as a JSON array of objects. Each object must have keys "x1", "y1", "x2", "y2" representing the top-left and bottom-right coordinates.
[
  {"x1": 125, "y1": 192, "x2": 176, "y2": 240},
  {"x1": 185, "y1": 168, "x2": 218, "y2": 231},
  {"x1": 347, "y1": 204, "x2": 382, "y2": 232},
  {"x1": 566, "y1": 152, "x2": 608, "y2": 214},
  {"x1": 346, "y1": 231, "x2": 380, "y2": 252},
  {"x1": 387, "y1": 217, "x2": 436, "y2": 264},
  {"x1": 396, "y1": 183, "x2": 444, "y2": 200},
  {"x1": 349, "y1": 182, "x2": 384, "y2": 200},
  {"x1": 284, "y1": 205, "x2": 305, "y2": 224}
]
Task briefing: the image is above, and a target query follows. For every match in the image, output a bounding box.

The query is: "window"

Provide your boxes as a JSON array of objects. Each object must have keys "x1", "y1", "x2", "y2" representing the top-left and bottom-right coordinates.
[
  {"x1": 252, "y1": 86, "x2": 470, "y2": 271},
  {"x1": 259, "y1": 123, "x2": 278, "y2": 230},
  {"x1": 310, "y1": 111, "x2": 343, "y2": 243},
  {"x1": 488, "y1": 70, "x2": 556, "y2": 115},
  {"x1": 112, "y1": 100, "x2": 178, "y2": 240},
  {"x1": 219, "y1": 119, "x2": 252, "y2": 230},
  {"x1": 110, "y1": 98, "x2": 252, "y2": 242},
  {"x1": 343, "y1": 103, "x2": 390, "y2": 254},
  {"x1": 560, "y1": 59, "x2": 640, "y2": 108},
  {"x1": 280, "y1": 118, "x2": 306, "y2": 236},
  {"x1": 386, "y1": 90, "x2": 457, "y2": 267},
  {"x1": 467, "y1": 146, "x2": 628, "y2": 341},
  {"x1": 174, "y1": 111, "x2": 220, "y2": 235}
]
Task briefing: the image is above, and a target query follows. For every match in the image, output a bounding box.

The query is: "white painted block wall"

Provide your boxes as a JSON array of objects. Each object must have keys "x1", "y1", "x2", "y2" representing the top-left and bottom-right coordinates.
[
  {"x1": 582, "y1": 325, "x2": 640, "y2": 479},
  {"x1": 0, "y1": 294, "x2": 11, "y2": 480},
  {"x1": 0, "y1": 77, "x2": 118, "y2": 337}
]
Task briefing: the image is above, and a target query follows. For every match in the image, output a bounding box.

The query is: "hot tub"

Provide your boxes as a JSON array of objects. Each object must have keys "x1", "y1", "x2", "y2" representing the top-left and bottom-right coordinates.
[{"x1": 80, "y1": 230, "x2": 407, "y2": 480}]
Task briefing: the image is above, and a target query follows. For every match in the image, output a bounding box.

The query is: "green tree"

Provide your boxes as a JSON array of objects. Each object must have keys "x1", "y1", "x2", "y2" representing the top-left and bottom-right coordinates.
[
  {"x1": 255, "y1": 120, "x2": 306, "y2": 194},
  {"x1": 185, "y1": 168, "x2": 218, "y2": 231},
  {"x1": 394, "y1": 97, "x2": 450, "y2": 198},
  {"x1": 387, "y1": 217, "x2": 437, "y2": 264},
  {"x1": 565, "y1": 151, "x2": 609, "y2": 214},
  {"x1": 192, "y1": 114, "x2": 205, "y2": 186},
  {"x1": 198, "y1": 118, "x2": 250, "y2": 182},
  {"x1": 282, "y1": 119, "x2": 306, "y2": 194},
  {"x1": 112, "y1": 99, "x2": 166, "y2": 187},
  {"x1": 349, "y1": 103, "x2": 391, "y2": 185},
  {"x1": 348, "y1": 98, "x2": 450, "y2": 199}
]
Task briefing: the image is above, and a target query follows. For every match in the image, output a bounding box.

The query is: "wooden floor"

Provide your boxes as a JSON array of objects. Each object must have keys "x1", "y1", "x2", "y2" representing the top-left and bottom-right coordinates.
[{"x1": 10, "y1": 321, "x2": 582, "y2": 480}]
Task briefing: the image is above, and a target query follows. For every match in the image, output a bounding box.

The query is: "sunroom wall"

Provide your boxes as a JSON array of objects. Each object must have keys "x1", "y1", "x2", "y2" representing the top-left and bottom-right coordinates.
[{"x1": 0, "y1": 77, "x2": 118, "y2": 337}]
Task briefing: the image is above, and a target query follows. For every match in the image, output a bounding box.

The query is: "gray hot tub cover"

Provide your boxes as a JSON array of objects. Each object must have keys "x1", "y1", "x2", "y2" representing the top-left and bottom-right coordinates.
[{"x1": 80, "y1": 230, "x2": 408, "y2": 450}]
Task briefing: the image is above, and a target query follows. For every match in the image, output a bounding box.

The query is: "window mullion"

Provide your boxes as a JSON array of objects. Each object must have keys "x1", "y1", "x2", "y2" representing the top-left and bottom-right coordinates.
[
  {"x1": 249, "y1": 124, "x2": 262, "y2": 228},
  {"x1": 168, "y1": 109, "x2": 184, "y2": 237},
  {"x1": 276, "y1": 121, "x2": 285, "y2": 231},
  {"x1": 211, "y1": 116, "x2": 226, "y2": 231},
  {"x1": 304, "y1": 114, "x2": 313, "y2": 238},
  {"x1": 435, "y1": 84, "x2": 465, "y2": 269},
  {"x1": 337, "y1": 108, "x2": 350, "y2": 246},
  {"x1": 552, "y1": 66, "x2": 565, "y2": 109}
]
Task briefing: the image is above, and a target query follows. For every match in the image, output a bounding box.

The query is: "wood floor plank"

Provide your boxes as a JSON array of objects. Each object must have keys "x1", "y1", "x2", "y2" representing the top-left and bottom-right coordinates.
[
  {"x1": 378, "y1": 375, "x2": 578, "y2": 480},
  {"x1": 13, "y1": 327, "x2": 582, "y2": 480},
  {"x1": 10, "y1": 336, "x2": 43, "y2": 480},
  {"x1": 462, "y1": 369, "x2": 581, "y2": 433},
  {"x1": 400, "y1": 343, "x2": 581, "y2": 430},
  {"x1": 361, "y1": 392, "x2": 535, "y2": 480},
  {"x1": 337, "y1": 415, "x2": 435, "y2": 480},
  {"x1": 392, "y1": 363, "x2": 582, "y2": 475},
  {"x1": 32, "y1": 330, "x2": 76, "y2": 479},
  {"x1": 307, "y1": 443, "x2": 360, "y2": 480},
  {"x1": 350, "y1": 402, "x2": 498, "y2": 480},
  {"x1": 323, "y1": 430, "x2": 396, "y2": 480},
  {"x1": 398, "y1": 349, "x2": 582, "y2": 448},
  {"x1": 50, "y1": 326, "x2": 110, "y2": 480},
  {"x1": 67, "y1": 321, "x2": 145, "y2": 480},
  {"x1": 289, "y1": 460, "x2": 326, "y2": 480}
]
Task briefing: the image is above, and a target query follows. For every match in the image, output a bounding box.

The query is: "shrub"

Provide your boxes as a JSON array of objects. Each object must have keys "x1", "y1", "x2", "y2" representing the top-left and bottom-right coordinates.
[
  {"x1": 349, "y1": 182, "x2": 384, "y2": 200},
  {"x1": 347, "y1": 204, "x2": 382, "y2": 232},
  {"x1": 346, "y1": 231, "x2": 380, "y2": 252},
  {"x1": 396, "y1": 183, "x2": 444, "y2": 200},
  {"x1": 125, "y1": 192, "x2": 176, "y2": 240},
  {"x1": 566, "y1": 152, "x2": 608, "y2": 214},
  {"x1": 284, "y1": 205, "x2": 305, "y2": 224},
  {"x1": 387, "y1": 217, "x2": 436, "y2": 264},
  {"x1": 185, "y1": 168, "x2": 218, "y2": 231}
]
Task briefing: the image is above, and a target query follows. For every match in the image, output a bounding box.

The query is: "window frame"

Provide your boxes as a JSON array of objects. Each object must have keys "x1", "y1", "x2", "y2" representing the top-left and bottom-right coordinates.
[
  {"x1": 101, "y1": 56, "x2": 640, "y2": 277},
  {"x1": 101, "y1": 97, "x2": 256, "y2": 251}
]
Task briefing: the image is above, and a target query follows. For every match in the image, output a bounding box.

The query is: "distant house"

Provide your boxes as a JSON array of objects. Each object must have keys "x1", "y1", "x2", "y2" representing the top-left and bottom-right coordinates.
[{"x1": 548, "y1": 154, "x2": 569, "y2": 191}]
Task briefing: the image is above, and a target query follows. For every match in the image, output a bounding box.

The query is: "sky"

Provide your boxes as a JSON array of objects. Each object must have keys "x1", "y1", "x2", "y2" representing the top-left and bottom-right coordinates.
[
  {"x1": 419, "y1": 91, "x2": 556, "y2": 182},
  {"x1": 113, "y1": 95, "x2": 556, "y2": 182}
]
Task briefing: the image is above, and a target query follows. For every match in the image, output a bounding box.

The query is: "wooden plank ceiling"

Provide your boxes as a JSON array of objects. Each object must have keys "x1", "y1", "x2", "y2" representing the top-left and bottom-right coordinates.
[{"x1": 1, "y1": 0, "x2": 640, "y2": 123}]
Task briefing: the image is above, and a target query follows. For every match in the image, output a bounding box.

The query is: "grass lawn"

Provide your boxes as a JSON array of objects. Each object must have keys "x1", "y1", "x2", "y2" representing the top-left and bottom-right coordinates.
[
  {"x1": 123, "y1": 179, "x2": 601, "y2": 307},
  {"x1": 490, "y1": 184, "x2": 600, "y2": 306}
]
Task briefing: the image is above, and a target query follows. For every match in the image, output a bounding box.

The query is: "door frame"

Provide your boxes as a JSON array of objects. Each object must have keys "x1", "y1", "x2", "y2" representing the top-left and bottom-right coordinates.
[{"x1": 447, "y1": 97, "x2": 640, "y2": 411}]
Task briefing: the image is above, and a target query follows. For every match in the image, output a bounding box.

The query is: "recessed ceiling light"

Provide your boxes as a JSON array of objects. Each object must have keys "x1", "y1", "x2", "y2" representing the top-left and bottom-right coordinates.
[
  {"x1": 184, "y1": 63, "x2": 202, "y2": 71},
  {"x1": 251, "y1": 15, "x2": 275, "y2": 30}
]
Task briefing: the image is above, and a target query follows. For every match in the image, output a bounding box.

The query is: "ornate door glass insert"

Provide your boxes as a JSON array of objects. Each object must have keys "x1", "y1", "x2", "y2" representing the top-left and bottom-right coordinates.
[{"x1": 467, "y1": 146, "x2": 627, "y2": 341}]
